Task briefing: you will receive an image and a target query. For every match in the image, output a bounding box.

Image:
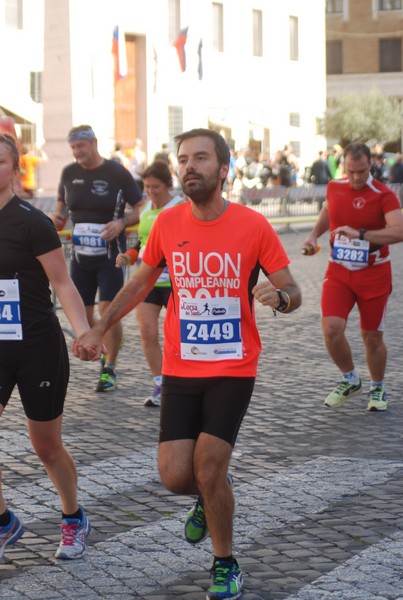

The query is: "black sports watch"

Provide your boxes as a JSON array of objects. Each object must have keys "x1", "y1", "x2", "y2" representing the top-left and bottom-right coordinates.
[
  {"x1": 275, "y1": 289, "x2": 290, "y2": 313},
  {"x1": 359, "y1": 229, "x2": 367, "y2": 240}
]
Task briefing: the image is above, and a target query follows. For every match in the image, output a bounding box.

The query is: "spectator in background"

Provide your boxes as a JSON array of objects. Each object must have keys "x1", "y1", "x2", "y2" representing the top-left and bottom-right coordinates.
[
  {"x1": 310, "y1": 151, "x2": 332, "y2": 210},
  {"x1": 389, "y1": 154, "x2": 403, "y2": 206},
  {"x1": 111, "y1": 142, "x2": 129, "y2": 170},
  {"x1": 278, "y1": 152, "x2": 293, "y2": 215},
  {"x1": 153, "y1": 143, "x2": 170, "y2": 165},
  {"x1": 283, "y1": 143, "x2": 299, "y2": 186},
  {"x1": 226, "y1": 146, "x2": 237, "y2": 200},
  {"x1": 128, "y1": 138, "x2": 147, "y2": 192},
  {"x1": 389, "y1": 154, "x2": 403, "y2": 184},
  {"x1": 153, "y1": 143, "x2": 179, "y2": 188},
  {"x1": 328, "y1": 145, "x2": 343, "y2": 180},
  {"x1": 370, "y1": 153, "x2": 388, "y2": 183},
  {"x1": 19, "y1": 144, "x2": 48, "y2": 199},
  {"x1": 310, "y1": 151, "x2": 331, "y2": 185}
]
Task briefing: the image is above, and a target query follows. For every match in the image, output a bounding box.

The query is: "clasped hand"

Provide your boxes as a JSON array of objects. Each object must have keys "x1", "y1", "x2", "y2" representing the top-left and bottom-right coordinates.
[{"x1": 252, "y1": 281, "x2": 279, "y2": 308}]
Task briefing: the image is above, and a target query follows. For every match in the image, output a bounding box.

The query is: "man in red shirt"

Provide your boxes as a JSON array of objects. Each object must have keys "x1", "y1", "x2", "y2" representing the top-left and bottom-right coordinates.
[
  {"x1": 73, "y1": 128, "x2": 301, "y2": 600},
  {"x1": 304, "y1": 142, "x2": 403, "y2": 412}
]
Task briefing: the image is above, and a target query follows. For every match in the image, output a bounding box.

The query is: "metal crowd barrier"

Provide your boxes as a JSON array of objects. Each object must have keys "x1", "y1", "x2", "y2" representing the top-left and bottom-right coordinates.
[{"x1": 239, "y1": 183, "x2": 403, "y2": 230}]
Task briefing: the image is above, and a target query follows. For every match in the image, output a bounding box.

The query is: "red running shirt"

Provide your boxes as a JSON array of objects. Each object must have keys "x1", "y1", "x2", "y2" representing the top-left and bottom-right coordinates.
[
  {"x1": 142, "y1": 202, "x2": 290, "y2": 378},
  {"x1": 327, "y1": 175, "x2": 400, "y2": 267}
]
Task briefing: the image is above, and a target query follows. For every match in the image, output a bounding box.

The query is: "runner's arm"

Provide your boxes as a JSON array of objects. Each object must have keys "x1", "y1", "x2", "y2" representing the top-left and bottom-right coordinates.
[
  {"x1": 36, "y1": 248, "x2": 95, "y2": 357},
  {"x1": 73, "y1": 261, "x2": 163, "y2": 360},
  {"x1": 303, "y1": 203, "x2": 330, "y2": 250},
  {"x1": 332, "y1": 208, "x2": 403, "y2": 245},
  {"x1": 252, "y1": 266, "x2": 301, "y2": 313},
  {"x1": 101, "y1": 201, "x2": 143, "y2": 242},
  {"x1": 50, "y1": 197, "x2": 69, "y2": 230}
]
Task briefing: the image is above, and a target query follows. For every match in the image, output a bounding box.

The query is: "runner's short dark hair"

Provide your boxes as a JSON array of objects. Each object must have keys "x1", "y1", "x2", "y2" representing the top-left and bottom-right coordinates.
[
  {"x1": 174, "y1": 128, "x2": 230, "y2": 166},
  {"x1": 344, "y1": 142, "x2": 371, "y2": 163}
]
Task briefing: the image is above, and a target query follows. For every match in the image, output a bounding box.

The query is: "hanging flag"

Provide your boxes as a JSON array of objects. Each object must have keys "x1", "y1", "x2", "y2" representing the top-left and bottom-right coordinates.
[
  {"x1": 153, "y1": 47, "x2": 158, "y2": 93},
  {"x1": 112, "y1": 25, "x2": 128, "y2": 82},
  {"x1": 197, "y1": 38, "x2": 203, "y2": 80},
  {"x1": 173, "y1": 27, "x2": 189, "y2": 72}
]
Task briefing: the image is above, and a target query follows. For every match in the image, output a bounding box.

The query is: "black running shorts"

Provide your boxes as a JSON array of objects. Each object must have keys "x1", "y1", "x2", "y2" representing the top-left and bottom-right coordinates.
[
  {"x1": 159, "y1": 376, "x2": 254, "y2": 446},
  {"x1": 143, "y1": 286, "x2": 171, "y2": 308},
  {"x1": 71, "y1": 250, "x2": 124, "y2": 306},
  {"x1": 0, "y1": 328, "x2": 69, "y2": 421}
]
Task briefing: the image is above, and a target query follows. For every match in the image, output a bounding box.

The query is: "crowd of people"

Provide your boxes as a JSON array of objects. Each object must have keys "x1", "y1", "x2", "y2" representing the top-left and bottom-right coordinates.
[
  {"x1": 308, "y1": 145, "x2": 403, "y2": 188},
  {"x1": 1, "y1": 126, "x2": 403, "y2": 600}
]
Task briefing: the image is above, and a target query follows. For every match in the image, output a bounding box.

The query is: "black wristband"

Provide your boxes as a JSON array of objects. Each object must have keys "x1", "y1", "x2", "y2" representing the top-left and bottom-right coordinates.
[
  {"x1": 275, "y1": 289, "x2": 291, "y2": 313},
  {"x1": 359, "y1": 229, "x2": 366, "y2": 240}
]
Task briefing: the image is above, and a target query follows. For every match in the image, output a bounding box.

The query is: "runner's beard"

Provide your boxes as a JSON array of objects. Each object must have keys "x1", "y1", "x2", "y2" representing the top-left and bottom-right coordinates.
[{"x1": 182, "y1": 167, "x2": 222, "y2": 205}]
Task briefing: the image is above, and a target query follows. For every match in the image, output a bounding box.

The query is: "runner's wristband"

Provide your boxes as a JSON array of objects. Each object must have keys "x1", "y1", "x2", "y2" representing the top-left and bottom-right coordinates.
[
  {"x1": 275, "y1": 289, "x2": 291, "y2": 313},
  {"x1": 359, "y1": 229, "x2": 366, "y2": 240}
]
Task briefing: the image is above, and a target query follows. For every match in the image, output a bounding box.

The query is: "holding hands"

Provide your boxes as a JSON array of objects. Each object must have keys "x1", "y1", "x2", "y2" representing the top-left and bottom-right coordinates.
[{"x1": 72, "y1": 329, "x2": 105, "y2": 362}]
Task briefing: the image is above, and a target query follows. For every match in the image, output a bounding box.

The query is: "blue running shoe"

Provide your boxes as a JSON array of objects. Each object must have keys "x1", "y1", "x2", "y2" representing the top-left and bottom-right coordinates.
[
  {"x1": 0, "y1": 510, "x2": 24, "y2": 558},
  {"x1": 207, "y1": 558, "x2": 243, "y2": 600}
]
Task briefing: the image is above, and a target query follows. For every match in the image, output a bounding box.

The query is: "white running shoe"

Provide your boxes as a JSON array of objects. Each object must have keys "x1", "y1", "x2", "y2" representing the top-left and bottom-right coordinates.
[{"x1": 55, "y1": 509, "x2": 91, "y2": 559}]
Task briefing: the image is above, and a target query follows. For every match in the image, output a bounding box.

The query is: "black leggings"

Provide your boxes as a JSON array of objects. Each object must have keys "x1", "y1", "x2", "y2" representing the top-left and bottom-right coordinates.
[{"x1": 0, "y1": 328, "x2": 69, "y2": 421}]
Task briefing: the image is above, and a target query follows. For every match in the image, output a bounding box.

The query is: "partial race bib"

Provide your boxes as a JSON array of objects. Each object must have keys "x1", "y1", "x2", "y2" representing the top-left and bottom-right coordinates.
[
  {"x1": 0, "y1": 279, "x2": 22, "y2": 340},
  {"x1": 72, "y1": 223, "x2": 107, "y2": 256},
  {"x1": 139, "y1": 245, "x2": 170, "y2": 285},
  {"x1": 332, "y1": 234, "x2": 369, "y2": 268}
]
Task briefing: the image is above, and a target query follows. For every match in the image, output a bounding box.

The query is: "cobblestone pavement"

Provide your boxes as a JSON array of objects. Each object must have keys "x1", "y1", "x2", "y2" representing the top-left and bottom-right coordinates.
[{"x1": 2, "y1": 227, "x2": 403, "y2": 599}]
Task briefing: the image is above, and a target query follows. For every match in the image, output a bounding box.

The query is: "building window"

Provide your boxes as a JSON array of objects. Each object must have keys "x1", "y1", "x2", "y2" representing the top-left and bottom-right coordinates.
[
  {"x1": 30, "y1": 72, "x2": 42, "y2": 103},
  {"x1": 289, "y1": 16, "x2": 299, "y2": 61},
  {"x1": 316, "y1": 117, "x2": 325, "y2": 136},
  {"x1": 168, "y1": 106, "x2": 183, "y2": 143},
  {"x1": 290, "y1": 141, "x2": 301, "y2": 158},
  {"x1": 168, "y1": 0, "x2": 181, "y2": 44},
  {"x1": 212, "y1": 3, "x2": 224, "y2": 52},
  {"x1": 5, "y1": 0, "x2": 23, "y2": 29},
  {"x1": 326, "y1": 40, "x2": 343, "y2": 74},
  {"x1": 379, "y1": 0, "x2": 402, "y2": 10},
  {"x1": 379, "y1": 38, "x2": 402, "y2": 72},
  {"x1": 289, "y1": 113, "x2": 300, "y2": 127},
  {"x1": 252, "y1": 9, "x2": 263, "y2": 57},
  {"x1": 326, "y1": 0, "x2": 343, "y2": 13}
]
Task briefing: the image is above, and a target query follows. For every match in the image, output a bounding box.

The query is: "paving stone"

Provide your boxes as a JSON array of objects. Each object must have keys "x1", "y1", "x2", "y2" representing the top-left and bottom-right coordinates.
[{"x1": 1, "y1": 229, "x2": 403, "y2": 598}]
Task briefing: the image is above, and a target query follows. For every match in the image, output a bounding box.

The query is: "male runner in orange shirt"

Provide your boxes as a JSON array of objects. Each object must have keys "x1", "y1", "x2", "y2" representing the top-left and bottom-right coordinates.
[{"x1": 73, "y1": 128, "x2": 301, "y2": 600}]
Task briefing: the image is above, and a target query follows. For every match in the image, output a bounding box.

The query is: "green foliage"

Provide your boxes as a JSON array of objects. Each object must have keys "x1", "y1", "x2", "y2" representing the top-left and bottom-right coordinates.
[{"x1": 324, "y1": 88, "x2": 403, "y2": 146}]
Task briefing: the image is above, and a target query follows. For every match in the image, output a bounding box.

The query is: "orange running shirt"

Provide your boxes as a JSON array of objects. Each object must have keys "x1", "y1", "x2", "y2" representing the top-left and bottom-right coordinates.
[{"x1": 142, "y1": 201, "x2": 290, "y2": 378}]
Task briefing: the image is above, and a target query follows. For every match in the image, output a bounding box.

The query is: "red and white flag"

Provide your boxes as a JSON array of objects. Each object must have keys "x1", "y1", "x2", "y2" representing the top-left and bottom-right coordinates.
[{"x1": 112, "y1": 25, "x2": 128, "y2": 82}]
